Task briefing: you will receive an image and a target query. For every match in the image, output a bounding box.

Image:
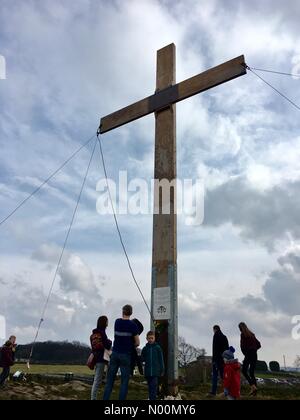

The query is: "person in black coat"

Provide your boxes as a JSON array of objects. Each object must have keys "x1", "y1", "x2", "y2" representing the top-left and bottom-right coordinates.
[
  {"x1": 208, "y1": 325, "x2": 229, "y2": 397},
  {"x1": 239, "y1": 322, "x2": 261, "y2": 396},
  {"x1": 0, "y1": 339, "x2": 15, "y2": 387}
]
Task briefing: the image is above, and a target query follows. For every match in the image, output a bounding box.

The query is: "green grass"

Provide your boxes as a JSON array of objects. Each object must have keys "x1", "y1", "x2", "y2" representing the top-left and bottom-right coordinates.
[
  {"x1": 255, "y1": 371, "x2": 300, "y2": 379},
  {"x1": 12, "y1": 363, "x2": 93, "y2": 376},
  {"x1": 13, "y1": 364, "x2": 300, "y2": 379}
]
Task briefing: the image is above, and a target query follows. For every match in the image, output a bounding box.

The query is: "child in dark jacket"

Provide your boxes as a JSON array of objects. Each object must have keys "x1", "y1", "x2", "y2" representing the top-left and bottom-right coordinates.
[
  {"x1": 141, "y1": 331, "x2": 164, "y2": 400},
  {"x1": 0, "y1": 340, "x2": 15, "y2": 387}
]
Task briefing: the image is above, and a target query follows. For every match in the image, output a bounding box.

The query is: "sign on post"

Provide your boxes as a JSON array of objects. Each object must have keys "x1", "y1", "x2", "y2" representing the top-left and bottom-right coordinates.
[{"x1": 153, "y1": 287, "x2": 171, "y2": 320}]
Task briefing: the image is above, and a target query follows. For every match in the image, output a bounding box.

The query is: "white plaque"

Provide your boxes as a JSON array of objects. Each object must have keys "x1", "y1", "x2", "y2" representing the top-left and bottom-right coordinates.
[{"x1": 153, "y1": 287, "x2": 171, "y2": 320}]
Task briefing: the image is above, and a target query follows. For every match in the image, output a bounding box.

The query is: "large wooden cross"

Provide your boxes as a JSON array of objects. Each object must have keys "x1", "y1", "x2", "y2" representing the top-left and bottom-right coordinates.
[{"x1": 99, "y1": 44, "x2": 246, "y2": 391}]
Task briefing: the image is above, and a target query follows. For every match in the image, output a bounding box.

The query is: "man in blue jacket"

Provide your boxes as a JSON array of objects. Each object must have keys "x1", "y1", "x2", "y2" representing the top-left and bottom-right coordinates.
[{"x1": 103, "y1": 305, "x2": 140, "y2": 400}]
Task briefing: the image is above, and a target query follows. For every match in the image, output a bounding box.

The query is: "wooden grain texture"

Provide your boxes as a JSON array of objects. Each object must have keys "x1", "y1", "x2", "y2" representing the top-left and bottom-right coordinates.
[
  {"x1": 177, "y1": 55, "x2": 246, "y2": 101},
  {"x1": 152, "y1": 43, "x2": 177, "y2": 288},
  {"x1": 151, "y1": 43, "x2": 178, "y2": 386},
  {"x1": 99, "y1": 55, "x2": 246, "y2": 133}
]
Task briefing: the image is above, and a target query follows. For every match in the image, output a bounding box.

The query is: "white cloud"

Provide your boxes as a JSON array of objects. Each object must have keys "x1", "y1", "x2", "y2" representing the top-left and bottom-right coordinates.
[
  {"x1": 31, "y1": 243, "x2": 61, "y2": 264},
  {"x1": 204, "y1": 177, "x2": 300, "y2": 249},
  {"x1": 1, "y1": 0, "x2": 300, "y2": 364},
  {"x1": 59, "y1": 253, "x2": 97, "y2": 296}
]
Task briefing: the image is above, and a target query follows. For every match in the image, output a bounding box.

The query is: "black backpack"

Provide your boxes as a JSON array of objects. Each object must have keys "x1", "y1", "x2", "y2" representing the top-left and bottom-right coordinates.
[{"x1": 132, "y1": 318, "x2": 144, "y2": 335}]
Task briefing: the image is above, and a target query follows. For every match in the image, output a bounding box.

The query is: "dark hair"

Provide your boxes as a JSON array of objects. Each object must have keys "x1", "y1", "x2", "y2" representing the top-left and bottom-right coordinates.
[
  {"x1": 122, "y1": 305, "x2": 133, "y2": 317},
  {"x1": 97, "y1": 316, "x2": 108, "y2": 330},
  {"x1": 147, "y1": 331, "x2": 155, "y2": 338},
  {"x1": 213, "y1": 325, "x2": 221, "y2": 332},
  {"x1": 239, "y1": 322, "x2": 255, "y2": 338}
]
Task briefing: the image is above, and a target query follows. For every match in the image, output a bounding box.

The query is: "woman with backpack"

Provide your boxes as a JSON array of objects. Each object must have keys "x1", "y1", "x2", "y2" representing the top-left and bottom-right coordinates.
[
  {"x1": 239, "y1": 322, "x2": 261, "y2": 396},
  {"x1": 90, "y1": 316, "x2": 112, "y2": 400}
]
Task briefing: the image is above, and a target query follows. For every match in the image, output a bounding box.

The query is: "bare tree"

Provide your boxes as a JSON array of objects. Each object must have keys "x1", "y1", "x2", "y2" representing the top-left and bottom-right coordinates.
[
  {"x1": 294, "y1": 355, "x2": 300, "y2": 371},
  {"x1": 178, "y1": 336, "x2": 206, "y2": 370}
]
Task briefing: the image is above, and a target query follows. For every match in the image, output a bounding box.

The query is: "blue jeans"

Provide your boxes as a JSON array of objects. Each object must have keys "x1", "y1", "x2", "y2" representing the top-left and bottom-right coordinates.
[
  {"x1": 103, "y1": 352, "x2": 131, "y2": 400},
  {"x1": 146, "y1": 376, "x2": 158, "y2": 400},
  {"x1": 91, "y1": 363, "x2": 105, "y2": 400},
  {"x1": 211, "y1": 361, "x2": 224, "y2": 395}
]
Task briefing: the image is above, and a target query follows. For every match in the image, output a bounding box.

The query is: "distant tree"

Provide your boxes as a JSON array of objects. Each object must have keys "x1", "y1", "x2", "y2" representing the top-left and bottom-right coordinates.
[
  {"x1": 294, "y1": 355, "x2": 300, "y2": 371},
  {"x1": 15, "y1": 341, "x2": 90, "y2": 365},
  {"x1": 178, "y1": 336, "x2": 206, "y2": 372},
  {"x1": 196, "y1": 348, "x2": 207, "y2": 360},
  {"x1": 269, "y1": 361, "x2": 280, "y2": 372}
]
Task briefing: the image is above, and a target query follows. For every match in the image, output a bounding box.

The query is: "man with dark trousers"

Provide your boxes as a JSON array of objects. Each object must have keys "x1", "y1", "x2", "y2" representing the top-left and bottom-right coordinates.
[{"x1": 208, "y1": 325, "x2": 229, "y2": 397}]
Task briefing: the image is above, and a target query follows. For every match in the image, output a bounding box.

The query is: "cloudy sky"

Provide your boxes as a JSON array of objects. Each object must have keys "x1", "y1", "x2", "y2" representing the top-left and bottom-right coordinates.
[{"x1": 1, "y1": 0, "x2": 300, "y2": 367}]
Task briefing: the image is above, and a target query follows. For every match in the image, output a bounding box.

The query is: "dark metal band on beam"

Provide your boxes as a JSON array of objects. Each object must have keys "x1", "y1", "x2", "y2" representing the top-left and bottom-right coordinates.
[{"x1": 99, "y1": 55, "x2": 246, "y2": 134}]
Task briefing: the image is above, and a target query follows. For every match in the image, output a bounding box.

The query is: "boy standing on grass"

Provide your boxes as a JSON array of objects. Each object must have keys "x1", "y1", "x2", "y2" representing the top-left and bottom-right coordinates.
[{"x1": 142, "y1": 331, "x2": 164, "y2": 400}]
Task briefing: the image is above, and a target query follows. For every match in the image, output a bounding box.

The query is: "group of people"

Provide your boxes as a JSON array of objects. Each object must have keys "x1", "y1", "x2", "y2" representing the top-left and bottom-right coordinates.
[
  {"x1": 209, "y1": 323, "x2": 261, "y2": 400},
  {"x1": 0, "y1": 335, "x2": 17, "y2": 388},
  {"x1": 0, "y1": 314, "x2": 261, "y2": 401},
  {"x1": 89, "y1": 304, "x2": 164, "y2": 401},
  {"x1": 89, "y1": 307, "x2": 262, "y2": 401}
]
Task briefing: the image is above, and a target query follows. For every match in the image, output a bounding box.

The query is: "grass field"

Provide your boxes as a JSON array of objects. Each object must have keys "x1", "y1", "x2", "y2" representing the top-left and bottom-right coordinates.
[
  {"x1": 12, "y1": 363, "x2": 93, "y2": 376},
  {"x1": 2, "y1": 364, "x2": 299, "y2": 400},
  {"x1": 1, "y1": 378, "x2": 300, "y2": 400},
  {"x1": 254, "y1": 371, "x2": 300, "y2": 379},
  {"x1": 13, "y1": 363, "x2": 300, "y2": 377}
]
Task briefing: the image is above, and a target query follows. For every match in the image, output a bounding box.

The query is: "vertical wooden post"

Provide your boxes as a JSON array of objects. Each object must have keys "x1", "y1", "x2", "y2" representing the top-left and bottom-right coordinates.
[{"x1": 151, "y1": 43, "x2": 178, "y2": 394}]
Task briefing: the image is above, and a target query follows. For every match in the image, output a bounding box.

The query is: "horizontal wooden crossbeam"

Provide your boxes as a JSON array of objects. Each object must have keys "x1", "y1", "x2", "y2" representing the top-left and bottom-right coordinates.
[{"x1": 99, "y1": 55, "x2": 246, "y2": 134}]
